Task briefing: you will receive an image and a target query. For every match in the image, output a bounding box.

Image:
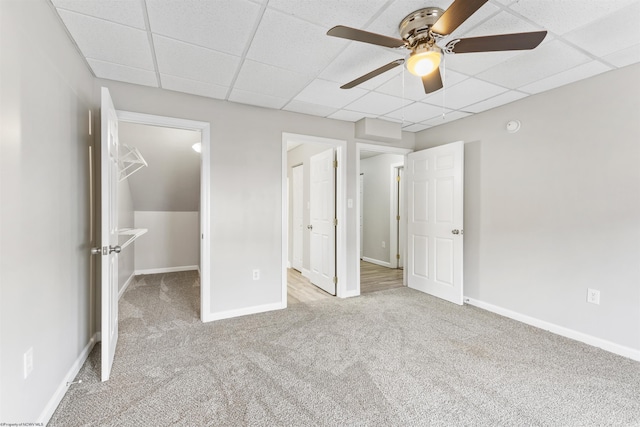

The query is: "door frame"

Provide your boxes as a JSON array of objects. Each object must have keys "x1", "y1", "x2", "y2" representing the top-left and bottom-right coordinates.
[
  {"x1": 282, "y1": 133, "x2": 347, "y2": 300},
  {"x1": 356, "y1": 143, "x2": 412, "y2": 296},
  {"x1": 116, "y1": 110, "x2": 211, "y2": 322}
]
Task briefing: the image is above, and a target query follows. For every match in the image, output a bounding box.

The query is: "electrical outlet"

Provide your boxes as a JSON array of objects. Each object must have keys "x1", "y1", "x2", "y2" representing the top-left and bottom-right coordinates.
[
  {"x1": 381, "y1": 241, "x2": 386, "y2": 248},
  {"x1": 24, "y1": 347, "x2": 33, "y2": 379},
  {"x1": 587, "y1": 288, "x2": 600, "y2": 305},
  {"x1": 252, "y1": 269, "x2": 260, "y2": 281}
]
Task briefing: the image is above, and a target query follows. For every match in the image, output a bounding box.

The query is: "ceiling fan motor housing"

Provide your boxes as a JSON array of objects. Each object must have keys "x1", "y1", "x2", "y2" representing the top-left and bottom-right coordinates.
[{"x1": 399, "y1": 7, "x2": 445, "y2": 47}]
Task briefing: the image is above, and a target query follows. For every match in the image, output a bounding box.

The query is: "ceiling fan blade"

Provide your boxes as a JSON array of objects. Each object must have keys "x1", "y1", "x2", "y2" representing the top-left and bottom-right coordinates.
[
  {"x1": 327, "y1": 25, "x2": 406, "y2": 48},
  {"x1": 447, "y1": 31, "x2": 548, "y2": 53},
  {"x1": 341, "y1": 59, "x2": 404, "y2": 89},
  {"x1": 431, "y1": 0, "x2": 488, "y2": 36},
  {"x1": 422, "y1": 68, "x2": 443, "y2": 94}
]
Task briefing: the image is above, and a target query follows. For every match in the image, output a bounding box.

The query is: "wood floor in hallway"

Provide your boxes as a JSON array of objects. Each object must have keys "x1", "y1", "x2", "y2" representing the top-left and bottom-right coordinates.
[{"x1": 287, "y1": 261, "x2": 404, "y2": 304}]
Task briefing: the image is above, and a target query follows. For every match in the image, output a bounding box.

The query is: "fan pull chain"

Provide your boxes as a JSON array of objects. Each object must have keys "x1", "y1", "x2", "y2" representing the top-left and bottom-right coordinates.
[{"x1": 401, "y1": 67, "x2": 406, "y2": 125}]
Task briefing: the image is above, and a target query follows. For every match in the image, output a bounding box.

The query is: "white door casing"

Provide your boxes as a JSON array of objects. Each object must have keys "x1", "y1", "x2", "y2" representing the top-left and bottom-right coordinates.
[
  {"x1": 309, "y1": 148, "x2": 336, "y2": 295},
  {"x1": 292, "y1": 165, "x2": 304, "y2": 271},
  {"x1": 406, "y1": 141, "x2": 464, "y2": 305},
  {"x1": 100, "y1": 87, "x2": 119, "y2": 381}
]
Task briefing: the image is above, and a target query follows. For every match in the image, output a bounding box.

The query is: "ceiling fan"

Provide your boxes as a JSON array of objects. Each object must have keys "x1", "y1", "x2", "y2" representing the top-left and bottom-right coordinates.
[{"x1": 327, "y1": 0, "x2": 547, "y2": 94}]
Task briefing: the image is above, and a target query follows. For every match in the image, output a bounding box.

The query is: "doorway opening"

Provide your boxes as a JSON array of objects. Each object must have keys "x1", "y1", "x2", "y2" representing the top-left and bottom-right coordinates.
[
  {"x1": 116, "y1": 111, "x2": 211, "y2": 321},
  {"x1": 282, "y1": 133, "x2": 347, "y2": 304},
  {"x1": 356, "y1": 143, "x2": 412, "y2": 296}
]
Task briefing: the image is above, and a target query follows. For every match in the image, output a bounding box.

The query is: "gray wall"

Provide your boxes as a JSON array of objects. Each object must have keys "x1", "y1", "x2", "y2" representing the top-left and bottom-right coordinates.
[
  {"x1": 361, "y1": 154, "x2": 404, "y2": 264},
  {"x1": 415, "y1": 63, "x2": 640, "y2": 351},
  {"x1": 287, "y1": 142, "x2": 330, "y2": 272},
  {"x1": 0, "y1": 0, "x2": 95, "y2": 421},
  {"x1": 134, "y1": 211, "x2": 199, "y2": 272}
]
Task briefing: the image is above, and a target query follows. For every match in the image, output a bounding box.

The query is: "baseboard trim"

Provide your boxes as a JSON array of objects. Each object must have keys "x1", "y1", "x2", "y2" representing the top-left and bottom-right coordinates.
[
  {"x1": 135, "y1": 265, "x2": 199, "y2": 275},
  {"x1": 464, "y1": 297, "x2": 640, "y2": 362},
  {"x1": 362, "y1": 257, "x2": 392, "y2": 268},
  {"x1": 118, "y1": 273, "x2": 135, "y2": 300},
  {"x1": 38, "y1": 332, "x2": 99, "y2": 424},
  {"x1": 341, "y1": 290, "x2": 360, "y2": 298},
  {"x1": 202, "y1": 302, "x2": 285, "y2": 323}
]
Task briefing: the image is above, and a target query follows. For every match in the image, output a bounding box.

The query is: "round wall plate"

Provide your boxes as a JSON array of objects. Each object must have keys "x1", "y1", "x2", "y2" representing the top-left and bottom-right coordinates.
[{"x1": 506, "y1": 120, "x2": 521, "y2": 133}]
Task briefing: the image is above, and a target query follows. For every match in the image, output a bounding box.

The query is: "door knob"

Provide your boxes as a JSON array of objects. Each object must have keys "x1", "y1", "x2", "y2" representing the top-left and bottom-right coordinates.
[
  {"x1": 91, "y1": 247, "x2": 102, "y2": 255},
  {"x1": 451, "y1": 229, "x2": 460, "y2": 235},
  {"x1": 307, "y1": 225, "x2": 313, "y2": 230},
  {"x1": 109, "y1": 245, "x2": 121, "y2": 254}
]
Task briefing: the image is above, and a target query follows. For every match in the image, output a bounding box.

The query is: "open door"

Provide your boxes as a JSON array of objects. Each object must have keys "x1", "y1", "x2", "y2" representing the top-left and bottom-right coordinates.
[
  {"x1": 309, "y1": 148, "x2": 336, "y2": 295},
  {"x1": 406, "y1": 141, "x2": 464, "y2": 305},
  {"x1": 99, "y1": 87, "x2": 120, "y2": 381},
  {"x1": 292, "y1": 165, "x2": 304, "y2": 271}
]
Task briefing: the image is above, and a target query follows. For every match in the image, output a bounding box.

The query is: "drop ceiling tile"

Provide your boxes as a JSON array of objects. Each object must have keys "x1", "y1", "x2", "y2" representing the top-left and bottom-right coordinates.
[
  {"x1": 464, "y1": 90, "x2": 527, "y2": 113},
  {"x1": 160, "y1": 74, "x2": 228, "y2": 100},
  {"x1": 319, "y1": 43, "x2": 403, "y2": 90},
  {"x1": 477, "y1": 39, "x2": 591, "y2": 89},
  {"x1": 146, "y1": 0, "x2": 261, "y2": 55},
  {"x1": 327, "y1": 110, "x2": 375, "y2": 122},
  {"x1": 403, "y1": 123, "x2": 432, "y2": 133},
  {"x1": 345, "y1": 91, "x2": 413, "y2": 116},
  {"x1": 423, "y1": 77, "x2": 507, "y2": 110},
  {"x1": 604, "y1": 44, "x2": 640, "y2": 68},
  {"x1": 385, "y1": 102, "x2": 450, "y2": 123},
  {"x1": 283, "y1": 100, "x2": 338, "y2": 117},
  {"x1": 508, "y1": 0, "x2": 638, "y2": 35},
  {"x1": 293, "y1": 79, "x2": 368, "y2": 109},
  {"x1": 52, "y1": 0, "x2": 146, "y2": 29},
  {"x1": 56, "y1": 10, "x2": 153, "y2": 70},
  {"x1": 374, "y1": 70, "x2": 431, "y2": 101},
  {"x1": 246, "y1": 9, "x2": 346, "y2": 75},
  {"x1": 422, "y1": 111, "x2": 471, "y2": 127},
  {"x1": 563, "y1": 2, "x2": 640, "y2": 57},
  {"x1": 267, "y1": 0, "x2": 389, "y2": 29},
  {"x1": 154, "y1": 35, "x2": 240, "y2": 87},
  {"x1": 88, "y1": 59, "x2": 158, "y2": 87},
  {"x1": 444, "y1": 50, "x2": 521, "y2": 76},
  {"x1": 519, "y1": 61, "x2": 612, "y2": 94},
  {"x1": 234, "y1": 60, "x2": 313, "y2": 99},
  {"x1": 228, "y1": 89, "x2": 289, "y2": 110}
]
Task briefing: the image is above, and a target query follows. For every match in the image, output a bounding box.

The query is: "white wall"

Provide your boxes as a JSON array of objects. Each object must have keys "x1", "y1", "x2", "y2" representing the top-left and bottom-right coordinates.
[
  {"x1": 360, "y1": 154, "x2": 404, "y2": 265},
  {"x1": 134, "y1": 211, "x2": 199, "y2": 273},
  {"x1": 415, "y1": 64, "x2": 640, "y2": 355},
  {"x1": 118, "y1": 179, "x2": 135, "y2": 293},
  {"x1": 0, "y1": 0, "x2": 95, "y2": 421}
]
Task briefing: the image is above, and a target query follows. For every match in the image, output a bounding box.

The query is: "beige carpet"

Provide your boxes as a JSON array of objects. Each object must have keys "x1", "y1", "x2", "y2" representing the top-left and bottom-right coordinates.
[{"x1": 49, "y1": 271, "x2": 640, "y2": 426}]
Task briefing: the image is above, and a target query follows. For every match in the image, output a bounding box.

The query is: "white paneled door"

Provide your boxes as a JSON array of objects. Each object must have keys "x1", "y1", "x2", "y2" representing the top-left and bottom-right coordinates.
[
  {"x1": 100, "y1": 87, "x2": 120, "y2": 381},
  {"x1": 406, "y1": 141, "x2": 464, "y2": 305},
  {"x1": 309, "y1": 148, "x2": 336, "y2": 295},
  {"x1": 292, "y1": 165, "x2": 304, "y2": 271}
]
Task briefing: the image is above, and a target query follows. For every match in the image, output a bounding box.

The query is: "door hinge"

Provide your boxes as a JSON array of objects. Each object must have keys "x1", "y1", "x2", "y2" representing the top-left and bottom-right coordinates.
[
  {"x1": 396, "y1": 254, "x2": 401, "y2": 260},
  {"x1": 396, "y1": 215, "x2": 400, "y2": 221},
  {"x1": 333, "y1": 276, "x2": 338, "y2": 284},
  {"x1": 396, "y1": 175, "x2": 401, "y2": 182},
  {"x1": 333, "y1": 218, "x2": 338, "y2": 226},
  {"x1": 333, "y1": 160, "x2": 338, "y2": 168}
]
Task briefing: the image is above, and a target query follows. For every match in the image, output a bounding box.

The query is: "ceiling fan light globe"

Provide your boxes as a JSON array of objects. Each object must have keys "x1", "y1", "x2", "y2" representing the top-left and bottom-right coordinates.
[{"x1": 407, "y1": 48, "x2": 441, "y2": 77}]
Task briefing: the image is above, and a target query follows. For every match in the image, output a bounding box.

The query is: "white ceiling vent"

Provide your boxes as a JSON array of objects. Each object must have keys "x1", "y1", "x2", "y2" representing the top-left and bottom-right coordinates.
[{"x1": 355, "y1": 118, "x2": 401, "y2": 143}]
